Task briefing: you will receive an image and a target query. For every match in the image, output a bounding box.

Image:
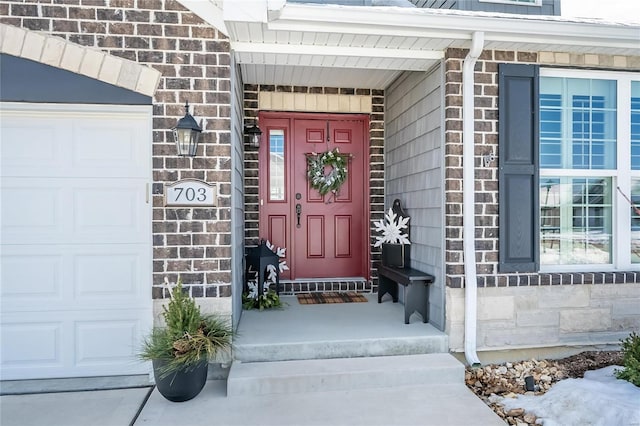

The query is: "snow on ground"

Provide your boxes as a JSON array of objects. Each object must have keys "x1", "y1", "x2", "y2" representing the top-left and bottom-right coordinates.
[{"x1": 499, "y1": 366, "x2": 640, "y2": 426}]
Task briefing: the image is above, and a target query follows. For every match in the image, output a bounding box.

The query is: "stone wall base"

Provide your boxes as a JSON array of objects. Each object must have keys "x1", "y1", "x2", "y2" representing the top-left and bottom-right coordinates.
[{"x1": 446, "y1": 283, "x2": 640, "y2": 353}]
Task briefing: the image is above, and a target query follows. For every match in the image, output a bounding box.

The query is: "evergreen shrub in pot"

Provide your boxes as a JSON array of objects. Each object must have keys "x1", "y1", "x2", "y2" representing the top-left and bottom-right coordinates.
[{"x1": 139, "y1": 278, "x2": 233, "y2": 402}]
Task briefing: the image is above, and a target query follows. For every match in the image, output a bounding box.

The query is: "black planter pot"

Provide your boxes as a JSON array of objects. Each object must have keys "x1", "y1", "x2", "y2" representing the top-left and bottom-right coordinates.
[{"x1": 152, "y1": 359, "x2": 208, "y2": 402}]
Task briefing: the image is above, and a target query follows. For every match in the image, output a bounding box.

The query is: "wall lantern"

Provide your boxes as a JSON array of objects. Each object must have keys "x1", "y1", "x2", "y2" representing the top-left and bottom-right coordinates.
[
  {"x1": 173, "y1": 101, "x2": 202, "y2": 157},
  {"x1": 244, "y1": 121, "x2": 262, "y2": 149}
]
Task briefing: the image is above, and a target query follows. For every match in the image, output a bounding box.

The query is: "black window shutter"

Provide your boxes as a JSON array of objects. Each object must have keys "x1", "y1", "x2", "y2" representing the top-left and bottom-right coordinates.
[{"x1": 498, "y1": 63, "x2": 539, "y2": 273}]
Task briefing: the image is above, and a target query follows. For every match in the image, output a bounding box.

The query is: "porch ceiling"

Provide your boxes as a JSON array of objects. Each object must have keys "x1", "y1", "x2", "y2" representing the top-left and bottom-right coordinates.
[{"x1": 180, "y1": 1, "x2": 640, "y2": 89}]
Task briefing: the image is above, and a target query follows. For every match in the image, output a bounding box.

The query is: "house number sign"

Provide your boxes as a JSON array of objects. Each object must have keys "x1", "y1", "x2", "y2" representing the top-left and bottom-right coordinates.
[{"x1": 165, "y1": 179, "x2": 216, "y2": 207}]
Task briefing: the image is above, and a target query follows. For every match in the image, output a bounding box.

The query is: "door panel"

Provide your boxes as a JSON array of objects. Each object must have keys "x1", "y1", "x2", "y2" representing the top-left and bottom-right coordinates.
[
  {"x1": 259, "y1": 113, "x2": 367, "y2": 280},
  {"x1": 306, "y1": 216, "x2": 325, "y2": 258},
  {"x1": 268, "y1": 215, "x2": 287, "y2": 253},
  {"x1": 335, "y1": 216, "x2": 352, "y2": 258},
  {"x1": 259, "y1": 119, "x2": 291, "y2": 279}
]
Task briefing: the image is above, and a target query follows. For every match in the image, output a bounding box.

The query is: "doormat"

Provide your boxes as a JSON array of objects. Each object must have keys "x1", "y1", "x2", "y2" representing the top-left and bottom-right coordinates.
[{"x1": 296, "y1": 292, "x2": 368, "y2": 304}]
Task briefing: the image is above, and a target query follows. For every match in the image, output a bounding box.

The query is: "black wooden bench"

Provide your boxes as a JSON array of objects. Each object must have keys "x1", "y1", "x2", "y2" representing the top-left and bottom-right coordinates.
[{"x1": 377, "y1": 264, "x2": 434, "y2": 324}]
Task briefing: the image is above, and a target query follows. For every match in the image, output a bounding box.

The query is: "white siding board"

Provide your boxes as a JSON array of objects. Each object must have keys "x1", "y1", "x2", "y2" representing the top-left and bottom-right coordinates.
[
  {"x1": 302, "y1": 32, "x2": 316, "y2": 44},
  {"x1": 288, "y1": 31, "x2": 303, "y2": 45},
  {"x1": 262, "y1": 27, "x2": 277, "y2": 43},
  {"x1": 327, "y1": 33, "x2": 342, "y2": 46},
  {"x1": 313, "y1": 32, "x2": 329, "y2": 45},
  {"x1": 351, "y1": 34, "x2": 369, "y2": 47},
  {"x1": 248, "y1": 23, "x2": 264, "y2": 42},
  {"x1": 377, "y1": 35, "x2": 393, "y2": 48},
  {"x1": 275, "y1": 29, "x2": 289, "y2": 44},
  {"x1": 340, "y1": 33, "x2": 355, "y2": 46},
  {"x1": 241, "y1": 64, "x2": 401, "y2": 89}
]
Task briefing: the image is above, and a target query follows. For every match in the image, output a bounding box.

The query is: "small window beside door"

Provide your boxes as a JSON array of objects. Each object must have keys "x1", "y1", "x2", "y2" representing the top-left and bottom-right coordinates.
[{"x1": 269, "y1": 129, "x2": 286, "y2": 201}]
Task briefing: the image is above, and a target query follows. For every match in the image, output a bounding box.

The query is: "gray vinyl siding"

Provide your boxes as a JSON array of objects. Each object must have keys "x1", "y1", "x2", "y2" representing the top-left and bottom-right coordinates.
[
  {"x1": 231, "y1": 57, "x2": 245, "y2": 327},
  {"x1": 385, "y1": 64, "x2": 445, "y2": 331},
  {"x1": 410, "y1": 0, "x2": 456, "y2": 9}
]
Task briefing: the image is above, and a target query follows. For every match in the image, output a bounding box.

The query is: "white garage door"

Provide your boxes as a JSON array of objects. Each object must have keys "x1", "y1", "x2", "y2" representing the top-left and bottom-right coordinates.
[{"x1": 0, "y1": 103, "x2": 153, "y2": 380}]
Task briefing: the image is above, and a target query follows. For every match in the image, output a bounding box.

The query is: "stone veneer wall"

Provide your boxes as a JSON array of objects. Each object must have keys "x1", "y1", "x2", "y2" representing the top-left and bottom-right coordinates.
[
  {"x1": 243, "y1": 85, "x2": 385, "y2": 288},
  {"x1": 0, "y1": 0, "x2": 233, "y2": 299},
  {"x1": 447, "y1": 284, "x2": 640, "y2": 352},
  {"x1": 443, "y1": 48, "x2": 640, "y2": 289}
]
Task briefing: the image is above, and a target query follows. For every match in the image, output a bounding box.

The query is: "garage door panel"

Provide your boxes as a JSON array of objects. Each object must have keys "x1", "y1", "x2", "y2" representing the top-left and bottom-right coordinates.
[
  {"x1": 74, "y1": 186, "x2": 142, "y2": 235},
  {"x1": 1, "y1": 121, "x2": 66, "y2": 169},
  {"x1": 1, "y1": 108, "x2": 149, "y2": 178},
  {"x1": 76, "y1": 253, "x2": 141, "y2": 299},
  {"x1": 1, "y1": 254, "x2": 63, "y2": 300},
  {"x1": 73, "y1": 120, "x2": 146, "y2": 173},
  {"x1": 1, "y1": 178, "x2": 148, "y2": 245},
  {"x1": 1, "y1": 186, "x2": 62, "y2": 233},
  {"x1": 1, "y1": 311, "x2": 150, "y2": 380},
  {"x1": 1, "y1": 322, "x2": 63, "y2": 368},
  {"x1": 2, "y1": 245, "x2": 150, "y2": 311},
  {"x1": 72, "y1": 247, "x2": 149, "y2": 306},
  {"x1": 76, "y1": 320, "x2": 141, "y2": 367}
]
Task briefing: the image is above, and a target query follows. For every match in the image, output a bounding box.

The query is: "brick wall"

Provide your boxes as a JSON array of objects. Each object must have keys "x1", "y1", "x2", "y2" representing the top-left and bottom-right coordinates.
[
  {"x1": 243, "y1": 84, "x2": 385, "y2": 286},
  {"x1": 443, "y1": 48, "x2": 640, "y2": 289},
  {"x1": 0, "y1": 0, "x2": 233, "y2": 299}
]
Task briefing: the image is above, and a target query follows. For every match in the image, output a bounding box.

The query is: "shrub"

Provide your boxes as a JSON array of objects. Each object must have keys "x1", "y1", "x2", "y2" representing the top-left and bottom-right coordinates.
[
  {"x1": 615, "y1": 331, "x2": 640, "y2": 387},
  {"x1": 139, "y1": 278, "x2": 233, "y2": 377},
  {"x1": 242, "y1": 288, "x2": 282, "y2": 310}
]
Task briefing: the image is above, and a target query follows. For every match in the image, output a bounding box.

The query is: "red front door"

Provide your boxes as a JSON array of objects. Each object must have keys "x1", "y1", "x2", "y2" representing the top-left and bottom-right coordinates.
[{"x1": 258, "y1": 112, "x2": 368, "y2": 280}]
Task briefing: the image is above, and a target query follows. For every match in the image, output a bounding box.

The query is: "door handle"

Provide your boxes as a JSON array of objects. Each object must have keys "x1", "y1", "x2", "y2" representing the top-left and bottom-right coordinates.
[{"x1": 296, "y1": 203, "x2": 302, "y2": 228}]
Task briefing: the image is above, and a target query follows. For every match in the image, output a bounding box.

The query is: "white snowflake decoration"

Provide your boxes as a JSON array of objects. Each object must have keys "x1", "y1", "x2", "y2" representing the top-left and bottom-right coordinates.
[
  {"x1": 246, "y1": 280, "x2": 259, "y2": 299},
  {"x1": 373, "y1": 207, "x2": 411, "y2": 247},
  {"x1": 265, "y1": 240, "x2": 289, "y2": 283}
]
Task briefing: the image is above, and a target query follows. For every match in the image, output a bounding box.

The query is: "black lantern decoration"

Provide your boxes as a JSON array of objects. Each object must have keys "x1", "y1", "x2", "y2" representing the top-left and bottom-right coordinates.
[
  {"x1": 245, "y1": 240, "x2": 280, "y2": 296},
  {"x1": 173, "y1": 101, "x2": 202, "y2": 157},
  {"x1": 244, "y1": 121, "x2": 262, "y2": 148}
]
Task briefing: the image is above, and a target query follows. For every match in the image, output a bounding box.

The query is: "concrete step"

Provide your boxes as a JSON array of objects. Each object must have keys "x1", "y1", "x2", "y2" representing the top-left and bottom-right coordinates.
[
  {"x1": 227, "y1": 353, "x2": 464, "y2": 396},
  {"x1": 233, "y1": 333, "x2": 449, "y2": 363}
]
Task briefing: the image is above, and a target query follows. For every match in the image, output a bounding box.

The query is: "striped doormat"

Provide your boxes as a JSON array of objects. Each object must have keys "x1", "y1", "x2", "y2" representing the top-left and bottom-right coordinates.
[{"x1": 296, "y1": 292, "x2": 368, "y2": 304}]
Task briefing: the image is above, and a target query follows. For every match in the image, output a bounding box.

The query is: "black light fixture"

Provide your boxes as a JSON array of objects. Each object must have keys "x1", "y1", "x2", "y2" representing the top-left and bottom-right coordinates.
[
  {"x1": 244, "y1": 121, "x2": 262, "y2": 149},
  {"x1": 173, "y1": 101, "x2": 202, "y2": 157}
]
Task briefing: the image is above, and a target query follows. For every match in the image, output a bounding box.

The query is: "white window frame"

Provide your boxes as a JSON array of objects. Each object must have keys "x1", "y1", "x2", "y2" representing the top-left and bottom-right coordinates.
[{"x1": 539, "y1": 67, "x2": 640, "y2": 272}]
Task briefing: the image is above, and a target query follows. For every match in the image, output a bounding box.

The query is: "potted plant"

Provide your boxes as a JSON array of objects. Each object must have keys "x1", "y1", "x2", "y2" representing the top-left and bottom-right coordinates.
[{"x1": 139, "y1": 277, "x2": 233, "y2": 402}]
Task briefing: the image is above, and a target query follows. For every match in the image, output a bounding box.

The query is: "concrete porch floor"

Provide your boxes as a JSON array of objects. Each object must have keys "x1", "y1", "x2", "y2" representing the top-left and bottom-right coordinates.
[
  {"x1": 136, "y1": 296, "x2": 502, "y2": 426},
  {"x1": 2, "y1": 295, "x2": 506, "y2": 426},
  {"x1": 234, "y1": 294, "x2": 448, "y2": 362}
]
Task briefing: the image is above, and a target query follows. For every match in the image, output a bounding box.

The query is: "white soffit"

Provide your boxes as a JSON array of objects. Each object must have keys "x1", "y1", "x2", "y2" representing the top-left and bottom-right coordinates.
[
  {"x1": 240, "y1": 64, "x2": 405, "y2": 88},
  {"x1": 200, "y1": 1, "x2": 640, "y2": 87}
]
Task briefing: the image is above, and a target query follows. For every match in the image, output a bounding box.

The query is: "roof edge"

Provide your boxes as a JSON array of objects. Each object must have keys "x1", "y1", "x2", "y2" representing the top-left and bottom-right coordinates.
[{"x1": 267, "y1": 3, "x2": 640, "y2": 52}]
